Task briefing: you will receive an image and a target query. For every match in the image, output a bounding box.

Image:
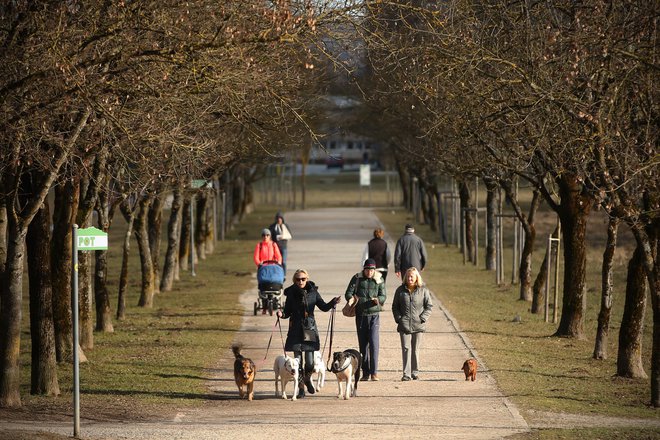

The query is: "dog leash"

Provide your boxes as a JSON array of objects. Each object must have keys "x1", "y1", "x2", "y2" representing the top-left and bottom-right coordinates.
[
  {"x1": 324, "y1": 305, "x2": 336, "y2": 367},
  {"x1": 262, "y1": 316, "x2": 285, "y2": 363}
]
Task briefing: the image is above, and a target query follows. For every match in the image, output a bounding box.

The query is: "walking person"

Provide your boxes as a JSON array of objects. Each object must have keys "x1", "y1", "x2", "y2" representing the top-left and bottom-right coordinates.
[
  {"x1": 344, "y1": 258, "x2": 386, "y2": 381},
  {"x1": 278, "y1": 269, "x2": 339, "y2": 398},
  {"x1": 394, "y1": 224, "x2": 428, "y2": 278},
  {"x1": 392, "y1": 267, "x2": 433, "y2": 381},
  {"x1": 362, "y1": 228, "x2": 391, "y2": 282},
  {"x1": 253, "y1": 228, "x2": 282, "y2": 267},
  {"x1": 269, "y1": 212, "x2": 292, "y2": 275}
]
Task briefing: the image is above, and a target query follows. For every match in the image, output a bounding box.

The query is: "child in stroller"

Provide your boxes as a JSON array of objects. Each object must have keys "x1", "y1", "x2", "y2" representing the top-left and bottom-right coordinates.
[{"x1": 255, "y1": 261, "x2": 285, "y2": 315}]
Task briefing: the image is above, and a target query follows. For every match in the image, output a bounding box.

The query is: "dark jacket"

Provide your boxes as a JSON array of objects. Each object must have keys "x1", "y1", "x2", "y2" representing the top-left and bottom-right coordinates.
[
  {"x1": 392, "y1": 284, "x2": 433, "y2": 334},
  {"x1": 394, "y1": 232, "x2": 428, "y2": 273},
  {"x1": 281, "y1": 281, "x2": 335, "y2": 352},
  {"x1": 344, "y1": 271, "x2": 386, "y2": 316}
]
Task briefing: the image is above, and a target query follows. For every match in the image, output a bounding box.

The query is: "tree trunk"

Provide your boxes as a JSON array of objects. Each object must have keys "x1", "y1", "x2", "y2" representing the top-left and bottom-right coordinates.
[
  {"x1": 194, "y1": 191, "x2": 208, "y2": 260},
  {"x1": 117, "y1": 205, "x2": 135, "y2": 321},
  {"x1": 78, "y1": 250, "x2": 93, "y2": 350},
  {"x1": 594, "y1": 217, "x2": 619, "y2": 360},
  {"x1": 51, "y1": 179, "x2": 79, "y2": 362},
  {"x1": 94, "y1": 186, "x2": 113, "y2": 332},
  {"x1": 135, "y1": 195, "x2": 155, "y2": 307},
  {"x1": 27, "y1": 198, "x2": 60, "y2": 396},
  {"x1": 179, "y1": 195, "x2": 191, "y2": 271},
  {"x1": 0, "y1": 203, "x2": 6, "y2": 279},
  {"x1": 0, "y1": 216, "x2": 27, "y2": 407},
  {"x1": 519, "y1": 192, "x2": 542, "y2": 301},
  {"x1": 484, "y1": 177, "x2": 498, "y2": 271},
  {"x1": 161, "y1": 188, "x2": 182, "y2": 292},
  {"x1": 459, "y1": 180, "x2": 474, "y2": 262},
  {"x1": 616, "y1": 243, "x2": 648, "y2": 378},
  {"x1": 204, "y1": 190, "x2": 215, "y2": 255},
  {"x1": 148, "y1": 193, "x2": 163, "y2": 293},
  {"x1": 554, "y1": 175, "x2": 592, "y2": 339}
]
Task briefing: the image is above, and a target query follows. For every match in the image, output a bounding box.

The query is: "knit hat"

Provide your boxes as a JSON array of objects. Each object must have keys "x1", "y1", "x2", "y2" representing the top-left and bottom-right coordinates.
[
  {"x1": 405, "y1": 224, "x2": 415, "y2": 233},
  {"x1": 275, "y1": 212, "x2": 284, "y2": 220},
  {"x1": 261, "y1": 228, "x2": 271, "y2": 236},
  {"x1": 363, "y1": 258, "x2": 376, "y2": 269}
]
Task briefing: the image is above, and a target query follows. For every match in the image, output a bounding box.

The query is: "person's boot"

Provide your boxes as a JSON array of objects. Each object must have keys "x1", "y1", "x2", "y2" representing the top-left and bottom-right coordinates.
[
  {"x1": 296, "y1": 380, "x2": 305, "y2": 399},
  {"x1": 304, "y1": 372, "x2": 315, "y2": 394}
]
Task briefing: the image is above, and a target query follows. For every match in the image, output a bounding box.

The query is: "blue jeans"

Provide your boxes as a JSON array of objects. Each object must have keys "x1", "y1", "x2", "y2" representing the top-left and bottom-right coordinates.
[{"x1": 356, "y1": 314, "x2": 380, "y2": 376}]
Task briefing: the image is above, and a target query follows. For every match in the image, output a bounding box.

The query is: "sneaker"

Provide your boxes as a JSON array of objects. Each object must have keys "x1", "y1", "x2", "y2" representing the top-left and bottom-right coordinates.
[
  {"x1": 401, "y1": 376, "x2": 411, "y2": 381},
  {"x1": 412, "y1": 374, "x2": 419, "y2": 380},
  {"x1": 371, "y1": 374, "x2": 379, "y2": 381},
  {"x1": 361, "y1": 374, "x2": 370, "y2": 381}
]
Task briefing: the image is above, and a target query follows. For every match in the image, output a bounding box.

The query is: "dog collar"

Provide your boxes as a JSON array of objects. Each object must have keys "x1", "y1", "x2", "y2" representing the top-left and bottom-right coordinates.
[{"x1": 332, "y1": 358, "x2": 351, "y2": 373}]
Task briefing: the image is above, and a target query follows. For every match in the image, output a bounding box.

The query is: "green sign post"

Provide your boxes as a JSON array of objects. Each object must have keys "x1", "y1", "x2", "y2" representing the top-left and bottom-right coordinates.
[{"x1": 71, "y1": 225, "x2": 108, "y2": 438}]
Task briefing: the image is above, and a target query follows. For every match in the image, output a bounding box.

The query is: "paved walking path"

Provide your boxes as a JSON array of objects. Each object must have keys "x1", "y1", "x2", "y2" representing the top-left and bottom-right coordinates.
[
  {"x1": 202, "y1": 207, "x2": 529, "y2": 439},
  {"x1": 2, "y1": 208, "x2": 529, "y2": 439}
]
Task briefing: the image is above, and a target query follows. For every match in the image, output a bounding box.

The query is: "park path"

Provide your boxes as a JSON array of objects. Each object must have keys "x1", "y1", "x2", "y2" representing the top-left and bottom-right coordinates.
[
  {"x1": 198, "y1": 207, "x2": 529, "y2": 439},
  {"x1": 2, "y1": 207, "x2": 529, "y2": 439}
]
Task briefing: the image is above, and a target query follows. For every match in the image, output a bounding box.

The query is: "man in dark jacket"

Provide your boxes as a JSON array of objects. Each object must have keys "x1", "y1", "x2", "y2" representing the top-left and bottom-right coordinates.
[{"x1": 394, "y1": 224, "x2": 428, "y2": 278}]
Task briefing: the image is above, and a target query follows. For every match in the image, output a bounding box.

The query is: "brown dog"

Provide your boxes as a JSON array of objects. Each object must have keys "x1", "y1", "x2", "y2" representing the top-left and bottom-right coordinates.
[
  {"x1": 232, "y1": 344, "x2": 256, "y2": 400},
  {"x1": 462, "y1": 358, "x2": 477, "y2": 381}
]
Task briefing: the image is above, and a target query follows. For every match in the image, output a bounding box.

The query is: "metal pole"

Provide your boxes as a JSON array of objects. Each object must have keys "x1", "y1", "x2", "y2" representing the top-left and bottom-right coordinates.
[
  {"x1": 462, "y1": 208, "x2": 467, "y2": 265},
  {"x1": 190, "y1": 196, "x2": 196, "y2": 277},
  {"x1": 512, "y1": 218, "x2": 518, "y2": 284},
  {"x1": 474, "y1": 209, "x2": 479, "y2": 267},
  {"x1": 220, "y1": 191, "x2": 226, "y2": 241},
  {"x1": 71, "y1": 225, "x2": 80, "y2": 438},
  {"x1": 495, "y1": 215, "x2": 501, "y2": 285},
  {"x1": 544, "y1": 235, "x2": 552, "y2": 323},
  {"x1": 553, "y1": 223, "x2": 562, "y2": 323}
]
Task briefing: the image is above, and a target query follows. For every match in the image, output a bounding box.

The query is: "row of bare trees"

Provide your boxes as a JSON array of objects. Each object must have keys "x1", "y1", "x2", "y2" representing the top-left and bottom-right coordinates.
[
  {"x1": 344, "y1": 1, "x2": 658, "y2": 405},
  {"x1": 0, "y1": 0, "x2": 342, "y2": 408}
]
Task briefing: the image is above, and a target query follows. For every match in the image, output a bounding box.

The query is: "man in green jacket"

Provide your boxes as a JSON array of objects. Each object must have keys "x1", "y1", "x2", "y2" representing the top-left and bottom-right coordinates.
[{"x1": 344, "y1": 259, "x2": 386, "y2": 381}]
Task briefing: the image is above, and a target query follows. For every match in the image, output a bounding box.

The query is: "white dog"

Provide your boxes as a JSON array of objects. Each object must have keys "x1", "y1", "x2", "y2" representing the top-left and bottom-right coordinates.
[
  {"x1": 312, "y1": 351, "x2": 326, "y2": 392},
  {"x1": 273, "y1": 354, "x2": 300, "y2": 400}
]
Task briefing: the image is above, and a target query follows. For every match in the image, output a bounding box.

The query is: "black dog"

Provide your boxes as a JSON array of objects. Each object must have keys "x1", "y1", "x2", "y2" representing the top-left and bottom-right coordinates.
[{"x1": 330, "y1": 349, "x2": 362, "y2": 399}]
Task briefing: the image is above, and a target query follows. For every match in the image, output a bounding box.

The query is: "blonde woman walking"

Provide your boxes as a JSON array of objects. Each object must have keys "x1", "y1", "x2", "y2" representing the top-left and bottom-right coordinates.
[{"x1": 391, "y1": 267, "x2": 433, "y2": 381}]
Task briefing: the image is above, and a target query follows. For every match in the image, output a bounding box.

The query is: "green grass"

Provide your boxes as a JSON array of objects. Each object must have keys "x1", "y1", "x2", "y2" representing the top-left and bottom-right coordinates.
[{"x1": 375, "y1": 206, "x2": 658, "y2": 438}]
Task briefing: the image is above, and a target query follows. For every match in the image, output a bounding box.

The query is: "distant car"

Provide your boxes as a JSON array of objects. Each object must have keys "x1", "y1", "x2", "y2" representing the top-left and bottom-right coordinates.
[{"x1": 325, "y1": 155, "x2": 344, "y2": 168}]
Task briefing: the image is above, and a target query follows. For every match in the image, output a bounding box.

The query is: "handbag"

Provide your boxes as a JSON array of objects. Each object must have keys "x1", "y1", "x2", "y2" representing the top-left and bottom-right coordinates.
[
  {"x1": 302, "y1": 317, "x2": 318, "y2": 342},
  {"x1": 342, "y1": 295, "x2": 357, "y2": 318}
]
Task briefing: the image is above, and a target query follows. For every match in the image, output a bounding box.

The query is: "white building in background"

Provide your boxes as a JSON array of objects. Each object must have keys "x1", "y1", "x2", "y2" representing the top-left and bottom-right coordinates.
[{"x1": 310, "y1": 133, "x2": 377, "y2": 168}]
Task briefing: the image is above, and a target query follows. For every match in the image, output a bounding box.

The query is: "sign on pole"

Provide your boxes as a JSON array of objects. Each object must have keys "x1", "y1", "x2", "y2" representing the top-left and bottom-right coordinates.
[
  {"x1": 72, "y1": 225, "x2": 108, "y2": 438},
  {"x1": 360, "y1": 164, "x2": 371, "y2": 186},
  {"x1": 77, "y1": 227, "x2": 108, "y2": 251}
]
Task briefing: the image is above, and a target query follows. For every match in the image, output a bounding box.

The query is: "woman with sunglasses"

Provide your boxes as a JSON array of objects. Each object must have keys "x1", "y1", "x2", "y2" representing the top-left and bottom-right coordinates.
[{"x1": 277, "y1": 269, "x2": 340, "y2": 398}]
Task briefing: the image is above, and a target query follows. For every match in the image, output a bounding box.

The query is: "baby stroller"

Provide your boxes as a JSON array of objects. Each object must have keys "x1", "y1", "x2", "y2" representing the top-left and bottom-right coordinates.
[{"x1": 254, "y1": 261, "x2": 285, "y2": 316}]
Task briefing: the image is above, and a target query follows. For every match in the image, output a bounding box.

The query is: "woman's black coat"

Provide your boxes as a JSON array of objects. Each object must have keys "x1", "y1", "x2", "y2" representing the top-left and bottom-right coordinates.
[{"x1": 281, "y1": 281, "x2": 335, "y2": 352}]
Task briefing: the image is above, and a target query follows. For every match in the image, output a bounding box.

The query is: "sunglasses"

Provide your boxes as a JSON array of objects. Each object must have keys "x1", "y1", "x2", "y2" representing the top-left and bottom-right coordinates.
[{"x1": 294, "y1": 277, "x2": 307, "y2": 282}]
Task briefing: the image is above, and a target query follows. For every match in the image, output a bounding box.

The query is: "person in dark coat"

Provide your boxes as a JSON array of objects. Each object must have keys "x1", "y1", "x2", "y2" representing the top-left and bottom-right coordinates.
[
  {"x1": 278, "y1": 269, "x2": 339, "y2": 398},
  {"x1": 394, "y1": 224, "x2": 428, "y2": 278},
  {"x1": 362, "y1": 228, "x2": 392, "y2": 281}
]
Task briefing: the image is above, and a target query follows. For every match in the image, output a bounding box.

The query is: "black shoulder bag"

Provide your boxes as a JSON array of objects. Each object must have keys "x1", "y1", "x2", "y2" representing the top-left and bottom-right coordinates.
[{"x1": 301, "y1": 291, "x2": 318, "y2": 342}]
